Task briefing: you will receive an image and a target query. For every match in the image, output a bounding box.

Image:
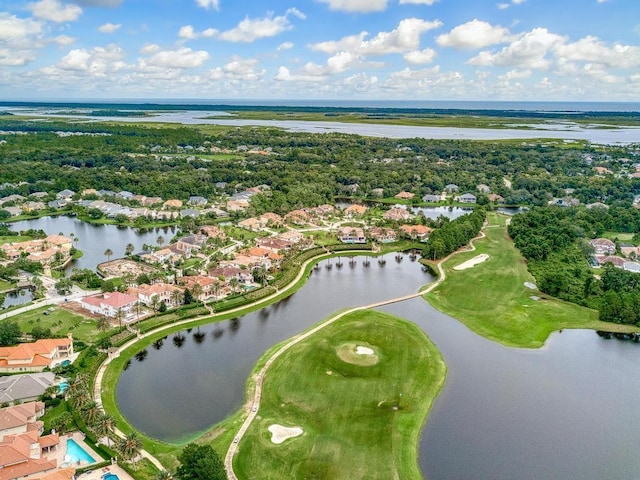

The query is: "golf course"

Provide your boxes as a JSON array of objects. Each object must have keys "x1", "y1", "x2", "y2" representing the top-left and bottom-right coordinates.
[{"x1": 232, "y1": 309, "x2": 446, "y2": 480}]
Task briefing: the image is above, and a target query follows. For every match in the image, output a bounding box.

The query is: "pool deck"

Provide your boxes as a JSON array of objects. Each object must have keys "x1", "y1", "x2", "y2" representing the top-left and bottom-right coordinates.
[{"x1": 75, "y1": 465, "x2": 134, "y2": 480}]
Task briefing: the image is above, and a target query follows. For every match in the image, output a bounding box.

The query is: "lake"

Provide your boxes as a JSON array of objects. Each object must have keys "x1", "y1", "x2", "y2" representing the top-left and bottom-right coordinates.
[
  {"x1": 9, "y1": 216, "x2": 176, "y2": 273},
  {"x1": 116, "y1": 255, "x2": 640, "y2": 479}
]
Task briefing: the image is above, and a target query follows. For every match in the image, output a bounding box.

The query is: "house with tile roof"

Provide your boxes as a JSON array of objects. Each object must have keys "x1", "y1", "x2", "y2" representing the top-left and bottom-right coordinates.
[
  {"x1": 383, "y1": 207, "x2": 414, "y2": 222},
  {"x1": 399, "y1": 224, "x2": 433, "y2": 242},
  {"x1": 590, "y1": 238, "x2": 616, "y2": 255},
  {"x1": 79, "y1": 292, "x2": 138, "y2": 318},
  {"x1": 128, "y1": 283, "x2": 184, "y2": 308},
  {"x1": 337, "y1": 227, "x2": 366, "y2": 244},
  {"x1": 394, "y1": 191, "x2": 415, "y2": 200},
  {"x1": 0, "y1": 373, "x2": 56, "y2": 405},
  {"x1": 0, "y1": 337, "x2": 73, "y2": 374},
  {"x1": 344, "y1": 204, "x2": 367, "y2": 217}
]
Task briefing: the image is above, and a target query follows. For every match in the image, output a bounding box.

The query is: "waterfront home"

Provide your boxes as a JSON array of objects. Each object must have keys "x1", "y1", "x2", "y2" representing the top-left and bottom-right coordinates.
[
  {"x1": 399, "y1": 224, "x2": 433, "y2": 242},
  {"x1": 177, "y1": 275, "x2": 220, "y2": 300},
  {"x1": 0, "y1": 336, "x2": 73, "y2": 373},
  {"x1": 79, "y1": 292, "x2": 138, "y2": 319},
  {"x1": 0, "y1": 373, "x2": 56, "y2": 405},
  {"x1": 176, "y1": 234, "x2": 208, "y2": 253},
  {"x1": 337, "y1": 227, "x2": 366, "y2": 244},
  {"x1": 55, "y1": 190, "x2": 75, "y2": 201},
  {"x1": 488, "y1": 193, "x2": 505, "y2": 204},
  {"x1": 1, "y1": 206, "x2": 22, "y2": 216},
  {"x1": 422, "y1": 194, "x2": 441, "y2": 203},
  {"x1": 368, "y1": 227, "x2": 397, "y2": 243},
  {"x1": 456, "y1": 193, "x2": 477, "y2": 204},
  {"x1": 445, "y1": 184, "x2": 459, "y2": 193},
  {"x1": 209, "y1": 267, "x2": 252, "y2": 284},
  {"x1": 129, "y1": 283, "x2": 184, "y2": 308},
  {"x1": 394, "y1": 191, "x2": 415, "y2": 200},
  {"x1": 23, "y1": 201, "x2": 46, "y2": 212},
  {"x1": 384, "y1": 207, "x2": 413, "y2": 222},
  {"x1": 590, "y1": 238, "x2": 616, "y2": 255},
  {"x1": 180, "y1": 208, "x2": 201, "y2": 219}
]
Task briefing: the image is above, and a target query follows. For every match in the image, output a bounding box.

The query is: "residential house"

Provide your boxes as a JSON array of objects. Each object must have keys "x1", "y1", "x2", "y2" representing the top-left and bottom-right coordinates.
[
  {"x1": 337, "y1": 227, "x2": 366, "y2": 244},
  {"x1": 117, "y1": 191, "x2": 134, "y2": 200},
  {"x1": 370, "y1": 188, "x2": 385, "y2": 198},
  {"x1": 477, "y1": 184, "x2": 491, "y2": 194},
  {"x1": 422, "y1": 194, "x2": 441, "y2": 203},
  {"x1": 96, "y1": 190, "x2": 117, "y2": 197},
  {"x1": 399, "y1": 224, "x2": 433, "y2": 242},
  {"x1": 595, "y1": 255, "x2": 625, "y2": 268},
  {"x1": 176, "y1": 234, "x2": 208, "y2": 253},
  {"x1": 277, "y1": 231, "x2": 304, "y2": 244},
  {"x1": 257, "y1": 238, "x2": 291, "y2": 253},
  {"x1": 456, "y1": 193, "x2": 477, "y2": 204},
  {"x1": 226, "y1": 199, "x2": 250, "y2": 212},
  {"x1": 239, "y1": 217, "x2": 262, "y2": 231},
  {"x1": 368, "y1": 227, "x2": 397, "y2": 243},
  {"x1": 383, "y1": 207, "x2": 414, "y2": 222},
  {"x1": 140, "y1": 196, "x2": 163, "y2": 207},
  {"x1": 1, "y1": 206, "x2": 22, "y2": 216},
  {"x1": 0, "y1": 373, "x2": 56, "y2": 405},
  {"x1": 79, "y1": 292, "x2": 138, "y2": 319},
  {"x1": 586, "y1": 202, "x2": 609, "y2": 209},
  {"x1": 394, "y1": 191, "x2": 415, "y2": 200},
  {"x1": 23, "y1": 201, "x2": 46, "y2": 213},
  {"x1": 28, "y1": 192, "x2": 49, "y2": 200},
  {"x1": 315, "y1": 204, "x2": 336, "y2": 217},
  {"x1": 620, "y1": 243, "x2": 640, "y2": 258},
  {"x1": 129, "y1": 283, "x2": 184, "y2": 308},
  {"x1": 180, "y1": 208, "x2": 201, "y2": 219},
  {"x1": 0, "y1": 194, "x2": 25, "y2": 205},
  {"x1": 177, "y1": 276, "x2": 220, "y2": 300},
  {"x1": 47, "y1": 200, "x2": 67, "y2": 210},
  {"x1": 488, "y1": 193, "x2": 505, "y2": 204},
  {"x1": 344, "y1": 204, "x2": 367, "y2": 217},
  {"x1": 259, "y1": 212, "x2": 284, "y2": 227},
  {"x1": 55, "y1": 190, "x2": 75, "y2": 201},
  {"x1": 590, "y1": 238, "x2": 616, "y2": 255},
  {"x1": 200, "y1": 225, "x2": 226, "y2": 240},
  {"x1": 163, "y1": 199, "x2": 183, "y2": 210},
  {"x1": 188, "y1": 196, "x2": 208, "y2": 207},
  {"x1": 208, "y1": 267, "x2": 252, "y2": 285},
  {"x1": 0, "y1": 337, "x2": 73, "y2": 373},
  {"x1": 444, "y1": 184, "x2": 459, "y2": 193},
  {"x1": 285, "y1": 209, "x2": 312, "y2": 226}
]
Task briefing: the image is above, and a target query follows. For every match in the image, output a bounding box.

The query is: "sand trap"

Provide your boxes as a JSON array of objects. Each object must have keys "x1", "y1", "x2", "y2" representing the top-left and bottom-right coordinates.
[
  {"x1": 524, "y1": 282, "x2": 537, "y2": 290},
  {"x1": 454, "y1": 254, "x2": 489, "y2": 271},
  {"x1": 268, "y1": 424, "x2": 303, "y2": 444},
  {"x1": 356, "y1": 346, "x2": 374, "y2": 355}
]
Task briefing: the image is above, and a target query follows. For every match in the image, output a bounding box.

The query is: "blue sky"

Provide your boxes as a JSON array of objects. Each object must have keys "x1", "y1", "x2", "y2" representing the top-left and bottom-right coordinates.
[{"x1": 0, "y1": 0, "x2": 638, "y2": 100}]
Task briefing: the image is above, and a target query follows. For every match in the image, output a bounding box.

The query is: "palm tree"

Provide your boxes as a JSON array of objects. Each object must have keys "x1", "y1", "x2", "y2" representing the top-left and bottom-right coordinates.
[
  {"x1": 156, "y1": 235, "x2": 165, "y2": 248},
  {"x1": 96, "y1": 316, "x2": 110, "y2": 333},
  {"x1": 171, "y1": 289, "x2": 183, "y2": 307},
  {"x1": 190, "y1": 282, "x2": 203, "y2": 303},
  {"x1": 229, "y1": 277, "x2": 240, "y2": 295},
  {"x1": 125, "y1": 243, "x2": 135, "y2": 256},
  {"x1": 151, "y1": 295, "x2": 160, "y2": 313},
  {"x1": 93, "y1": 412, "x2": 115, "y2": 447},
  {"x1": 117, "y1": 432, "x2": 143, "y2": 467},
  {"x1": 104, "y1": 248, "x2": 113, "y2": 261},
  {"x1": 154, "y1": 470, "x2": 173, "y2": 480},
  {"x1": 82, "y1": 400, "x2": 101, "y2": 426}
]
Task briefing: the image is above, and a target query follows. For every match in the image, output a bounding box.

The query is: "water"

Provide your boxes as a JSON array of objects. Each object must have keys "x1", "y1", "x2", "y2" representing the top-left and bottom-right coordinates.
[
  {"x1": 8, "y1": 216, "x2": 175, "y2": 273},
  {"x1": 116, "y1": 255, "x2": 640, "y2": 479},
  {"x1": 412, "y1": 206, "x2": 474, "y2": 221},
  {"x1": 1, "y1": 288, "x2": 33, "y2": 308},
  {"x1": 65, "y1": 438, "x2": 96, "y2": 464}
]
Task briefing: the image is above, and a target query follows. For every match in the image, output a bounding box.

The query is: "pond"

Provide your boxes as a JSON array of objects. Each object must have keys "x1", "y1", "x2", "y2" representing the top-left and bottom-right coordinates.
[
  {"x1": 1, "y1": 288, "x2": 33, "y2": 308},
  {"x1": 8, "y1": 216, "x2": 176, "y2": 273},
  {"x1": 116, "y1": 255, "x2": 640, "y2": 479}
]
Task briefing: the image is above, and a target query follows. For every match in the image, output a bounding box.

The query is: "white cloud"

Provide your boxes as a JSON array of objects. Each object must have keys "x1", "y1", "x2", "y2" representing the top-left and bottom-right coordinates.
[
  {"x1": 178, "y1": 25, "x2": 198, "y2": 40},
  {"x1": 311, "y1": 18, "x2": 442, "y2": 56},
  {"x1": 316, "y1": 0, "x2": 389, "y2": 13},
  {"x1": 277, "y1": 42, "x2": 294, "y2": 51},
  {"x1": 140, "y1": 46, "x2": 210, "y2": 69},
  {"x1": 383, "y1": 65, "x2": 465, "y2": 94},
  {"x1": 98, "y1": 22, "x2": 121, "y2": 33},
  {"x1": 28, "y1": 0, "x2": 83, "y2": 22},
  {"x1": 72, "y1": 0, "x2": 121, "y2": 6},
  {"x1": 399, "y1": 0, "x2": 438, "y2": 4},
  {"x1": 437, "y1": 19, "x2": 510, "y2": 49},
  {"x1": 496, "y1": 0, "x2": 524, "y2": 9},
  {"x1": 209, "y1": 57, "x2": 265, "y2": 81},
  {"x1": 0, "y1": 13, "x2": 42, "y2": 42},
  {"x1": 404, "y1": 48, "x2": 436, "y2": 64},
  {"x1": 217, "y1": 10, "x2": 303, "y2": 43},
  {"x1": 54, "y1": 34, "x2": 75, "y2": 46},
  {"x1": 0, "y1": 13, "x2": 44, "y2": 66},
  {"x1": 469, "y1": 28, "x2": 565, "y2": 69},
  {"x1": 54, "y1": 44, "x2": 127, "y2": 76},
  {"x1": 554, "y1": 36, "x2": 640, "y2": 69},
  {"x1": 500, "y1": 68, "x2": 532, "y2": 80},
  {"x1": 275, "y1": 65, "x2": 327, "y2": 82},
  {"x1": 196, "y1": 0, "x2": 220, "y2": 10}
]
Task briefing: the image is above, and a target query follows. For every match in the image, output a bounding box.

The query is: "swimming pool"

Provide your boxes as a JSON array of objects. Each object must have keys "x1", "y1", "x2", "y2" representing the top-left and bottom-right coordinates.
[
  {"x1": 65, "y1": 438, "x2": 96, "y2": 464},
  {"x1": 58, "y1": 381, "x2": 69, "y2": 394},
  {"x1": 102, "y1": 473, "x2": 119, "y2": 480}
]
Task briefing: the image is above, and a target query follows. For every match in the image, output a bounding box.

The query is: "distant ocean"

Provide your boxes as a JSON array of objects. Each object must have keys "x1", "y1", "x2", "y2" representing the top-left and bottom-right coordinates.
[{"x1": 2, "y1": 99, "x2": 640, "y2": 113}]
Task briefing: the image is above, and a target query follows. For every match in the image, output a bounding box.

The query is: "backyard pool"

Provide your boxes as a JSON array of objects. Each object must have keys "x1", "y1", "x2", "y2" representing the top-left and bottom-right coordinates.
[
  {"x1": 102, "y1": 473, "x2": 119, "y2": 480},
  {"x1": 58, "y1": 381, "x2": 69, "y2": 394},
  {"x1": 65, "y1": 438, "x2": 96, "y2": 464}
]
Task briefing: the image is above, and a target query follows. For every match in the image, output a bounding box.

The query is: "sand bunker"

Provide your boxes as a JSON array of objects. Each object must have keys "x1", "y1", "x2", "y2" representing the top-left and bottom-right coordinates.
[
  {"x1": 454, "y1": 254, "x2": 489, "y2": 271},
  {"x1": 268, "y1": 424, "x2": 303, "y2": 444},
  {"x1": 524, "y1": 282, "x2": 537, "y2": 290},
  {"x1": 356, "y1": 346, "x2": 374, "y2": 355},
  {"x1": 337, "y1": 343, "x2": 379, "y2": 366}
]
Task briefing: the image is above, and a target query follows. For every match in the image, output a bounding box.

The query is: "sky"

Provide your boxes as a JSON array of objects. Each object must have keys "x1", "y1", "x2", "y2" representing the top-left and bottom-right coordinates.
[{"x1": 0, "y1": 0, "x2": 639, "y2": 101}]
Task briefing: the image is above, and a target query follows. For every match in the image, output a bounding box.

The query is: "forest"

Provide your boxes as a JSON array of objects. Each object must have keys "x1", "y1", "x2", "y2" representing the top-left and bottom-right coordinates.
[{"x1": 509, "y1": 206, "x2": 640, "y2": 325}]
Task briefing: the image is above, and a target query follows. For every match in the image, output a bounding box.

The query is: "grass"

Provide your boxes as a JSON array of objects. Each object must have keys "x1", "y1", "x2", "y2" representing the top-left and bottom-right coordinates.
[
  {"x1": 425, "y1": 213, "x2": 640, "y2": 348},
  {"x1": 232, "y1": 309, "x2": 446, "y2": 480},
  {"x1": 0, "y1": 279, "x2": 14, "y2": 292},
  {"x1": 10, "y1": 305, "x2": 103, "y2": 343},
  {"x1": 0, "y1": 235, "x2": 31, "y2": 243},
  {"x1": 601, "y1": 231, "x2": 635, "y2": 243}
]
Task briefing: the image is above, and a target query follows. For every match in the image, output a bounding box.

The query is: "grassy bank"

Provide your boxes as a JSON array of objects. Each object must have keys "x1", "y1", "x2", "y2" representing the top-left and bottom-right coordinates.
[
  {"x1": 425, "y1": 213, "x2": 639, "y2": 348},
  {"x1": 232, "y1": 309, "x2": 446, "y2": 480}
]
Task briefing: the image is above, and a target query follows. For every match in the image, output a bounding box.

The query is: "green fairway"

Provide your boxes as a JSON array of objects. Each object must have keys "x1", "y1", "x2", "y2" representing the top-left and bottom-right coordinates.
[
  {"x1": 425, "y1": 214, "x2": 639, "y2": 348},
  {"x1": 601, "y1": 231, "x2": 635, "y2": 242},
  {"x1": 10, "y1": 305, "x2": 104, "y2": 343},
  {"x1": 233, "y1": 310, "x2": 446, "y2": 480}
]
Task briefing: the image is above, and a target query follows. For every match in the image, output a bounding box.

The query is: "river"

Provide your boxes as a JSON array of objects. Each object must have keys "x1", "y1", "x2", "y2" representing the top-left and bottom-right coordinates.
[{"x1": 117, "y1": 255, "x2": 640, "y2": 480}]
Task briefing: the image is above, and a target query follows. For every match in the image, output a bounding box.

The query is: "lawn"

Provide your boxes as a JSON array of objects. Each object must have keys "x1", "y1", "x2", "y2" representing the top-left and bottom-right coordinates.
[
  {"x1": 0, "y1": 235, "x2": 32, "y2": 243},
  {"x1": 10, "y1": 305, "x2": 103, "y2": 343},
  {"x1": 425, "y1": 214, "x2": 639, "y2": 348},
  {"x1": 233, "y1": 309, "x2": 446, "y2": 480},
  {"x1": 601, "y1": 231, "x2": 635, "y2": 243},
  {"x1": 0, "y1": 279, "x2": 14, "y2": 292}
]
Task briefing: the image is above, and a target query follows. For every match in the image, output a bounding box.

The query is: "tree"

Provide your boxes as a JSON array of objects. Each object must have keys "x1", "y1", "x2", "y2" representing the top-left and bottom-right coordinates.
[
  {"x1": 117, "y1": 432, "x2": 143, "y2": 467},
  {"x1": 155, "y1": 471, "x2": 173, "y2": 480},
  {"x1": 125, "y1": 243, "x2": 135, "y2": 256},
  {"x1": 156, "y1": 236, "x2": 165, "y2": 248},
  {"x1": 183, "y1": 288, "x2": 194, "y2": 305},
  {"x1": 55, "y1": 278, "x2": 73, "y2": 295},
  {"x1": 82, "y1": 400, "x2": 101, "y2": 426},
  {"x1": 96, "y1": 316, "x2": 111, "y2": 333},
  {"x1": 31, "y1": 325, "x2": 53, "y2": 340},
  {"x1": 151, "y1": 294, "x2": 160, "y2": 313},
  {"x1": 104, "y1": 248, "x2": 113, "y2": 261},
  {"x1": 50, "y1": 411, "x2": 73, "y2": 435},
  {"x1": 94, "y1": 412, "x2": 115, "y2": 447},
  {"x1": 0, "y1": 320, "x2": 21, "y2": 346},
  {"x1": 175, "y1": 443, "x2": 226, "y2": 480}
]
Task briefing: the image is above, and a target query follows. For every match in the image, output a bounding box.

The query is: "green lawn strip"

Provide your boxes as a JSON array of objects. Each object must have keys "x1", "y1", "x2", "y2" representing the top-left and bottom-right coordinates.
[
  {"x1": 233, "y1": 310, "x2": 446, "y2": 480},
  {"x1": 425, "y1": 215, "x2": 639, "y2": 348},
  {"x1": 601, "y1": 231, "x2": 635, "y2": 242},
  {"x1": 0, "y1": 279, "x2": 15, "y2": 291},
  {"x1": 0, "y1": 235, "x2": 32, "y2": 243},
  {"x1": 10, "y1": 305, "x2": 101, "y2": 343}
]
